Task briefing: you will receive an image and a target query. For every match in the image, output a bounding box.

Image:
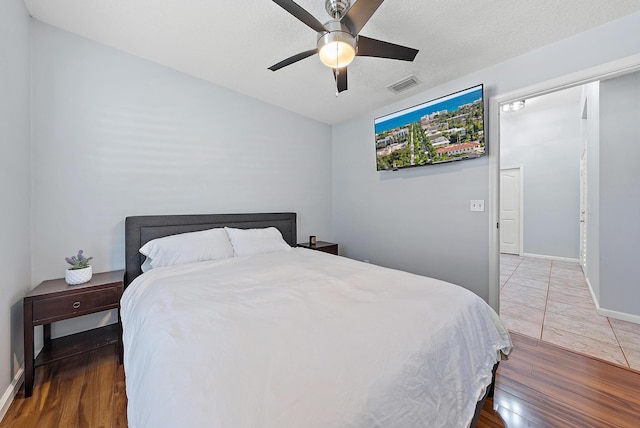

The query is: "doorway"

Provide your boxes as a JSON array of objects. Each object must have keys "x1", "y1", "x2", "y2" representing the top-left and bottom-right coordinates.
[
  {"x1": 497, "y1": 87, "x2": 629, "y2": 365},
  {"x1": 488, "y1": 54, "x2": 640, "y2": 312},
  {"x1": 489, "y1": 56, "x2": 640, "y2": 368}
]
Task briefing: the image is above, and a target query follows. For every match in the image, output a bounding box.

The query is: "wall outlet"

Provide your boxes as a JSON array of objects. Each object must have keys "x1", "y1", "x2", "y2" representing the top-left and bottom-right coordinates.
[{"x1": 470, "y1": 200, "x2": 485, "y2": 212}]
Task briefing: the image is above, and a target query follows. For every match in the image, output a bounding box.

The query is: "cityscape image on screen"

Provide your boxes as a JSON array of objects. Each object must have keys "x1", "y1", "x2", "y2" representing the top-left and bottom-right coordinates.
[{"x1": 375, "y1": 84, "x2": 485, "y2": 171}]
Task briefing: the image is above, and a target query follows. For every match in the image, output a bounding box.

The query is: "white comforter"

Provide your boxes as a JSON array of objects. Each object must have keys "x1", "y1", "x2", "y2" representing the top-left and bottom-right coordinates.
[{"x1": 121, "y1": 248, "x2": 511, "y2": 428}]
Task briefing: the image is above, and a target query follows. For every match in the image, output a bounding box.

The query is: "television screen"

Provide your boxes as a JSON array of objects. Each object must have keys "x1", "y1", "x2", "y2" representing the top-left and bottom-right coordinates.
[{"x1": 374, "y1": 84, "x2": 485, "y2": 171}]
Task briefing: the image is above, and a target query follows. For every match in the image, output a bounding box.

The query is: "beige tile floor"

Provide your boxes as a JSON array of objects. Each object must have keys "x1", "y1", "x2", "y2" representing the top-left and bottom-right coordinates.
[{"x1": 500, "y1": 254, "x2": 640, "y2": 370}]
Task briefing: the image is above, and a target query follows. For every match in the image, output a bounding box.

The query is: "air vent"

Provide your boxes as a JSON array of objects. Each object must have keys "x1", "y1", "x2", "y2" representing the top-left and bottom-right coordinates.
[{"x1": 387, "y1": 75, "x2": 421, "y2": 93}]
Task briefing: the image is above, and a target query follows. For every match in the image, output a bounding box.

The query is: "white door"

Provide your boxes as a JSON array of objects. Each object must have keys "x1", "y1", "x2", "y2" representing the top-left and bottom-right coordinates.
[
  {"x1": 500, "y1": 167, "x2": 522, "y2": 255},
  {"x1": 579, "y1": 152, "x2": 587, "y2": 269}
]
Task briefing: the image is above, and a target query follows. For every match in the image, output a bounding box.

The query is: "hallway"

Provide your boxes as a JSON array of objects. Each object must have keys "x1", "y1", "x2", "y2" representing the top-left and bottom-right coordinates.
[{"x1": 499, "y1": 255, "x2": 640, "y2": 370}]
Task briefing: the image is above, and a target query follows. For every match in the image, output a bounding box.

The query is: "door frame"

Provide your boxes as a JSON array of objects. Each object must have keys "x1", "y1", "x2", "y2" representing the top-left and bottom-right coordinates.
[
  {"x1": 487, "y1": 53, "x2": 640, "y2": 312},
  {"x1": 579, "y1": 151, "x2": 587, "y2": 269},
  {"x1": 500, "y1": 165, "x2": 524, "y2": 256}
]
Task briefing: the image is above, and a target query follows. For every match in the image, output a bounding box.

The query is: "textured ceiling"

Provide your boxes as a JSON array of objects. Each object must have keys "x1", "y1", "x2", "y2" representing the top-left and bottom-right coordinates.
[{"x1": 23, "y1": 0, "x2": 640, "y2": 124}]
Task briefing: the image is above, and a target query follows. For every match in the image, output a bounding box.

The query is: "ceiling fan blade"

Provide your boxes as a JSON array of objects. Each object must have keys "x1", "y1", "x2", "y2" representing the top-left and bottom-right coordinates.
[
  {"x1": 333, "y1": 67, "x2": 348, "y2": 93},
  {"x1": 356, "y1": 36, "x2": 418, "y2": 61},
  {"x1": 272, "y1": 0, "x2": 328, "y2": 33},
  {"x1": 341, "y1": 0, "x2": 384, "y2": 35},
  {"x1": 269, "y1": 49, "x2": 318, "y2": 71}
]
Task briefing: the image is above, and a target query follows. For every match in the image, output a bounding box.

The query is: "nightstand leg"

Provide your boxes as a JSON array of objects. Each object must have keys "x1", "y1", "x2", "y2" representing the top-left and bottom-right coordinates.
[
  {"x1": 23, "y1": 303, "x2": 34, "y2": 398},
  {"x1": 43, "y1": 323, "x2": 51, "y2": 345}
]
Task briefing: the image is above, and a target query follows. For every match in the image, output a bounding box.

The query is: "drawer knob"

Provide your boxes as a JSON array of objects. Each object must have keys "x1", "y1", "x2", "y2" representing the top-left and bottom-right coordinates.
[{"x1": 72, "y1": 301, "x2": 81, "y2": 309}]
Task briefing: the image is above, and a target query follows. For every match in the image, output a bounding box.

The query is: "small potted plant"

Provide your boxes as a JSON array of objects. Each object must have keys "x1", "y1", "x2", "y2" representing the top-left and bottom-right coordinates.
[{"x1": 65, "y1": 250, "x2": 93, "y2": 285}]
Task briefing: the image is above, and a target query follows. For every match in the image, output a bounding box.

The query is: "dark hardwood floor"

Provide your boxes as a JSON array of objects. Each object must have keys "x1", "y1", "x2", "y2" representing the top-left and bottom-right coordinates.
[
  {"x1": 1, "y1": 347, "x2": 127, "y2": 428},
  {"x1": 2, "y1": 332, "x2": 640, "y2": 427},
  {"x1": 491, "y1": 333, "x2": 640, "y2": 427}
]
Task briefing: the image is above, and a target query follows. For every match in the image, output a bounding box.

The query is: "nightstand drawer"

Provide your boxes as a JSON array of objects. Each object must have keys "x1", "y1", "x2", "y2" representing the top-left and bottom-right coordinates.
[
  {"x1": 314, "y1": 244, "x2": 338, "y2": 255},
  {"x1": 32, "y1": 288, "x2": 119, "y2": 323}
]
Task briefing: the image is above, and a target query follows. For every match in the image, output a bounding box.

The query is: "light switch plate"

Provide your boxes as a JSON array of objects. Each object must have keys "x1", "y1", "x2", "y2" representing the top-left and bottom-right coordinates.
[{"x1": 470, "y1": 200, "x2": 485, "y2": 212}]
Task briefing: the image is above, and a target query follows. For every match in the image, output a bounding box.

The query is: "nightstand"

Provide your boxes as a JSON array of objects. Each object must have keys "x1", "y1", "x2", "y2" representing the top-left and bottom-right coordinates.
[
  {"x1": 297, "y1": 241, "x2": 339, "y2": 255},
  {"x1": 23, "y1": 270, "x2": 124, "y2": 398}
]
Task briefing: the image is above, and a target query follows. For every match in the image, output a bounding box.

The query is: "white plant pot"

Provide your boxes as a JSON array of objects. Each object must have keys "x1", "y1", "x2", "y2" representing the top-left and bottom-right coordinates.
[{"x1": 65, "y1": 266, "x2": 92, "y2": 285}]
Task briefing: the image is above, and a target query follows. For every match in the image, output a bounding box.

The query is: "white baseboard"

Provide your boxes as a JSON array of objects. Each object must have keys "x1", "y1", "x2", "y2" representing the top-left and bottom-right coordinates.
[
  {"x1": 0, "y1": 366, "x2": 24, "y2": 423},
  {"x1": 585, "y1": 276, "x2": 599, "y2": 308},
  {"x1": 597, "y1": 307, "x2": 640, "y2": 325},
  {"x1": 585, "y1": 277, "x2": 640, "y2": 325},
  {"x1": 521, "y1": 253, "x2": 580, "y2": 263}
]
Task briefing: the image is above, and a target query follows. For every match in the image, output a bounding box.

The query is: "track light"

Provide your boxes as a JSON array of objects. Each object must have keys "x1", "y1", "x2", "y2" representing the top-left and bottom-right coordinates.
[{"x1": 501, "y1": 100, "x2": 526, "y2": 112}]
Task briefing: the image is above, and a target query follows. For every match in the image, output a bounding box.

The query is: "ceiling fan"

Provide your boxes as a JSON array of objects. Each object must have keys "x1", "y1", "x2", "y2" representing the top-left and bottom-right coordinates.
[{"x1": 269, "y1": 0, "x2": 419, "y2": 94}]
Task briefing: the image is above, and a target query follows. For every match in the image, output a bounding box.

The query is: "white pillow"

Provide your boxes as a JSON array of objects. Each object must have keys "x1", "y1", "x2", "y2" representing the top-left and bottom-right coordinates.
[
  {"x1": 141, "y1": 257, "x2": 153, "y2": 273},
  {"x1": 224, "y1": 227, "x2": 291, "y2": 257},
  {"x1": 140, "y1": 228, "x2": 234, "y2": 271}
]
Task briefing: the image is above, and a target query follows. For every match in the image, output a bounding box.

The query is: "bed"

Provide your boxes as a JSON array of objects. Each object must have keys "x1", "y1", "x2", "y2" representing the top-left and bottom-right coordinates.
[{"x1": 121, "y1": 212, "x2": 511, "y2": 428}]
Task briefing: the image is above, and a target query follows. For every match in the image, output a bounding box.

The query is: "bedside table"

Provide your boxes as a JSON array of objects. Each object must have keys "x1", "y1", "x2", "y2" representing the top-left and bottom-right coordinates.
[
  {"x1": 23, "y1": 270, "x2": 124, "y2": 398},
  {"x1": 297, "y1": 241, "x2": 339, "y2": 255}
]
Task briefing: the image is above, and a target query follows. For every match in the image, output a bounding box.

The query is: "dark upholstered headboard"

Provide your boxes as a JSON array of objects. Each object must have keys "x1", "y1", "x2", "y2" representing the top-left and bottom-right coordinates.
[{"x1": 124, "y1": 212, "x2": 297, "y2": 287}]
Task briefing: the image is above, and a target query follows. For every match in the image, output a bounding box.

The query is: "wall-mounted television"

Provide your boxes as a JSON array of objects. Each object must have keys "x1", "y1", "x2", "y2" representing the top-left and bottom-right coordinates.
[{"x1": 374, "y1": 84, "x2": 485, "y2": 171}]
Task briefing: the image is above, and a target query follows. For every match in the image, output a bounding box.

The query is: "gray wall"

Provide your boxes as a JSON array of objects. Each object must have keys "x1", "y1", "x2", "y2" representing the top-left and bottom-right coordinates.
[
  {"x1": 500, "y1": 90, "x2": 582, "y2": 259},
  {"x1": 30, "y1": 21, "x2": 333, "y2": 338},
  {"x1": 599, "y1": 71, "x2": 640, "y2": 317},
  {"x1": 0, "y1": 0, "x2": 31, "y2": 407},
  {"x1": 332, "y1": 12, "x2": 640, "y2": 302}
]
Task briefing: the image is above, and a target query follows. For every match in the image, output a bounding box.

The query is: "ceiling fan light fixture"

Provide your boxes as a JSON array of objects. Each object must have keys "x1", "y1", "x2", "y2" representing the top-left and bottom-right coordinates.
[
  {"x1": 269, "y1": 0, "x2": 419, "y2": 94},
  {"x1": 318, "y1": 40, "x2": 356, "y2": 68},
  {"x1": 317, "y1": 20, "x2": 356, "y2": 69}
]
